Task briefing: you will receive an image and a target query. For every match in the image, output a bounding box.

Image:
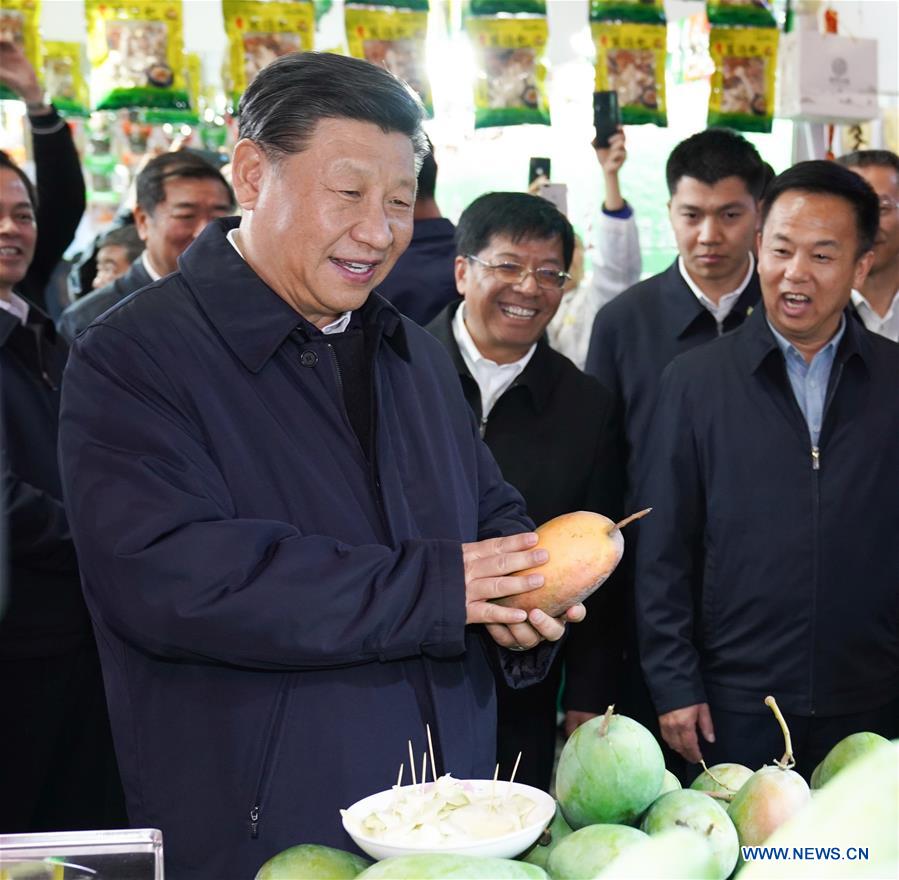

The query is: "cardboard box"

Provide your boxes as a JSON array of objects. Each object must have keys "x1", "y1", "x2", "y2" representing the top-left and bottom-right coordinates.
[{"x1": 778, "y1": 30, "x2": 879, "y2": 124}]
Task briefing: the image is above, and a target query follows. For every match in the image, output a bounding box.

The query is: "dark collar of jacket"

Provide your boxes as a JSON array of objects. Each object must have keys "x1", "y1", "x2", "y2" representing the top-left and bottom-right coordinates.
[
  {"x1": 0, "y1": 299, "x2": 59, "y2": 350},
  {"x1": 425, "y1": 299, "x2": 558, "y2": 415},
  {"x1": 740, "y1": 301, "x2": 871, "y2": 376},
  {"x1": 658, "y1": 258, "x2": 761, "y2": 339},
  {"x1": 0, "y1": 300, "x2": 66, "y2": 388},
  {"x1": 178, "y1": 217, "x2": 410, "y2": 374}
]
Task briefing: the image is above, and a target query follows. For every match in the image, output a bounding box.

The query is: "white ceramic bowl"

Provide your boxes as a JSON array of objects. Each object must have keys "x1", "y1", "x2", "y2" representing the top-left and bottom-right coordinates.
[{"x1": 341, "y1": 779, "x2": 556, "y2": 861}]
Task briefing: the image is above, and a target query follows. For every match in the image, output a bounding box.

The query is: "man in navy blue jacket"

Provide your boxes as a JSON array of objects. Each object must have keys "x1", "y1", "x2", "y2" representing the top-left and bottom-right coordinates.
[
  {"x1": 583, "y1": 129, "x2": 767, "y2": 761},
  {"x1": 58, "y1": 52, "x2": 584, "y2": 879},
  {"x1": 635, "y1": 161, "x2": 899, "y2": 779}
]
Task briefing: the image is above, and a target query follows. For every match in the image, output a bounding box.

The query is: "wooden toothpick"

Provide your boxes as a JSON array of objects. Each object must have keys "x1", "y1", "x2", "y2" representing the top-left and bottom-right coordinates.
[
  {"x1": 421, "y1": 752, "x2": 427, "y2": 794},
  {"x1": 426, "y1": 723, "x2": 438, "y2": 782},
  {"x1": 408, "y1": 740, "x2": 417, "y2": 787},
  {"x1": 505, "y1": 751, "x2": 522, "y2": 801}
]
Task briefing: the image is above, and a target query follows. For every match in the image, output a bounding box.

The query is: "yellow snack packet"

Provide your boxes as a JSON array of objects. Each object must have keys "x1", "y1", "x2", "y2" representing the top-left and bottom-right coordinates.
[
  {"x1": 0, "y1": 0, "x2": 41, "y2": 102},
  {"x1": 345, "y1": 4, "x2": 432, "y2": 115},
  {"x1": 465, "y1": 15, "x2": 550, "y2": 129},
  {"x1": 85, "y1": 0, "x2": 189, "y2": 111},
  {"x1": 708, "y1": 26, "x2": 778, "y2": 133},
  {"x1": 222, "y1": 0, "x2": 314, "y2": 107},
  {"x1": 42, "y1": 41, "x2": 90, "y2": 117},
  {"x1": 592, "y1": 20, "x2": 667, "y2": 127}
]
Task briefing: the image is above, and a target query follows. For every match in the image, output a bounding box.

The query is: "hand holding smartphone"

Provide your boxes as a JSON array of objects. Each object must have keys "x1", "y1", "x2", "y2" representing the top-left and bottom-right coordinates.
[{"x1": 593, "y1": 91, "x2": 621, "y2": 149}]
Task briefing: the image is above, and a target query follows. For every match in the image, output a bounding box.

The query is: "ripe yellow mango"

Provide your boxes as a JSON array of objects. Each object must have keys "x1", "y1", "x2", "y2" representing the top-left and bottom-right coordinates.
[{"x1": 496, "y1": 509, "x2": 649, "y2": 618}]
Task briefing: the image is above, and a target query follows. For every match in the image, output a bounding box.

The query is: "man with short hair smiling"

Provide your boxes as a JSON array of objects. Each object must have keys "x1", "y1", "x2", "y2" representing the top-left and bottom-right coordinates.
[
  {"x1": 635, "y1": 161, "x2": 899, "y2": 778},
  {"x1": 836, "y1": 149, "x2": 899, "y2": 341},
  {"x1": 58, "y1": 150, "x2": 234, "y2": 340},
  {"x1": 426, "y1": 192, "x2": 623, "y2": 790}
]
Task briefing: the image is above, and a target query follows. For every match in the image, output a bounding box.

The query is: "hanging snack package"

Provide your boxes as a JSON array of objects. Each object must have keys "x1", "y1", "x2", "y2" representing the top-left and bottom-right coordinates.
[
  {"x1": 465, "y1": 11, "x2": 550, "y2": 129},
  {"x1": 708, "y1": 26, "x2": 778, "y2": 133},
  {"x1": 0, "y1": 0, "x2": 41, "y2": 101},
  {"x1": 592, "y1": 20, "x2": 667, "y2": 126},
  {"x1": 143, "y1": 51, "x2": 201, "y2": 124},
  {"x1": 42, "y1": 42, "x2": 91, "y2": 117},
  {"x1": 85, "y1": 0, "x2": 188, "y2": 111},
  {"x1": 589, "y1": 0, "x2": 664, "y2": 25},
  {"x1": 222, "y1": 0, "x2": 314, "y2": 107},
  {"x1": 345, "y1": 2, "x2": 432, "y2": 116},
  {"x1": 707, "y1": 0, "x2": 776, "y2": 29}
]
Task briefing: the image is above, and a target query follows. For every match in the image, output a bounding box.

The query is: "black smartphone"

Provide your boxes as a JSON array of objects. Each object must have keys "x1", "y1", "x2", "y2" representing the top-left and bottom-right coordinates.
[
  {"x1": 528, "y1": 157, "x2": 551, "y2": 185},
  {"x1": 593, "y1": 91, "x2": 621, "y2": 149}
]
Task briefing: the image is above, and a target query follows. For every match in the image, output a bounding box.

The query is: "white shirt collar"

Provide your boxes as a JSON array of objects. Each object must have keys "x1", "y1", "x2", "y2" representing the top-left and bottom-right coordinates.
[
  {"x1": 226, "y1": 227, "x2": 352, "y2": 335},
  {"x1": 141, "y1": 249, "x2": 163, "y2": 282},
  {"x1": 451, "y1": 302, "x2": 536, "y2": 420},
  {"x1": 851, "y1": 288, "x2": 899, "y2": 343},
  {"x1": 678, "y1": 252, "x2": 755, "y2": 325},
  {"x1": 0, "y1": 292, "x2": 30, "y2": 325}
]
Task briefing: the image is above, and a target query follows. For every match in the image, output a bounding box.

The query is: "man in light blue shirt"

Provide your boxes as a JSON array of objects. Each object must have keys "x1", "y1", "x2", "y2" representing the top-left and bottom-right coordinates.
[{"x1": 635, "y1": 160, "x2": 899, "y2": 781}]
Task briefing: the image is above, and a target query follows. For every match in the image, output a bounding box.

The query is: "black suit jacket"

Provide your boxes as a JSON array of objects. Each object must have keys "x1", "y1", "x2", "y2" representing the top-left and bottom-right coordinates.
[
  {"x1": 57, "y1": 258, "x2": 153, "y2": 342},
  {"x1": 427, "y1": 301, "x2": 626, "y2": 711}
]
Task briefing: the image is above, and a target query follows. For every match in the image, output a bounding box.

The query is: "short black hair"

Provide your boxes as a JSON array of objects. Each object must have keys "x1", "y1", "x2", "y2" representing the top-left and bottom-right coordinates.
[
  {"x1": 135, "y1": 150, "x2": 234, "y2": 216},
  {"x1": 761, "y1": 160, "x2": 880, "y2": 257},
  {"x1": 98, "y1": 223, "x2": 144, "y2": 263},
  {"x1": 417, "y1": 137, "x2": 437, "y2": 201},
  {"x1": 0, "y1": 150, "x2": 38, "y2": 211},
  {"x1": 666, "y1": 128, "x2": 767, "y2": 199},
  {"x1": 455, "y1": 192, "x2": 575, "y2": 270},
  {"x1": 835, "y1": 148, "x2": 899, "y2": 178},
  {"x1": 238, "y1": 51, "x2": 428, "y2": 169}
]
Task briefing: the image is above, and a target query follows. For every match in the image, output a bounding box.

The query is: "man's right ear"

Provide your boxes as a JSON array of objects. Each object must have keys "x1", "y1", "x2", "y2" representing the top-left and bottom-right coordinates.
[
  {"x1": 230, "y1": 139, "x2": 266, "y2": 211},
  {"x1": 454, "y1": 255, "x2": 469, "y2": 297}
]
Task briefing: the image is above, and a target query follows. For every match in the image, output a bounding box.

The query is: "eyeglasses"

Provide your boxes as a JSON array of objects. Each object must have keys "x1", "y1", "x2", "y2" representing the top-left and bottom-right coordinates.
[
  {"x1": 466, "y1": 254, "x2": 571, "y2": 291},
  {"x1": 878, "y1": 196, "x2": 898, "y2": 217}
]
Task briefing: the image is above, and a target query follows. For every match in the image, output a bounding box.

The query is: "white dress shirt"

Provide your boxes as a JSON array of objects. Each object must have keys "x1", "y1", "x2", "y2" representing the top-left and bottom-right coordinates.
[
  {"x1": 452, "y1": 302, "x2": 536, "y2": 423},
  {"x1": 851, "y1": 288, "x2": 899, "y2": 343},
  {"x1": 0, "y1": 292, "x2": 31, "y2": 325},
  {"x1": 679, "y1": 251, "x2": 755, "y2": 331}
]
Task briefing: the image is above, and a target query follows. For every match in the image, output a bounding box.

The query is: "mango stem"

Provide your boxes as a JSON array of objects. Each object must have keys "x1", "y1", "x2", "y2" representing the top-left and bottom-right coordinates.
[
  {"x1": 598, "y1": 704, "x2": 615, "y2": 737},
  {"x1": 700, "y1": 759, "x2": 738, "y2": 794},
  {"x1": 765, "y1": 695, "x2": 796, "y2": 770},
  {"x1": 613, "y1": 508, "x2": 652, "y2": 531}
]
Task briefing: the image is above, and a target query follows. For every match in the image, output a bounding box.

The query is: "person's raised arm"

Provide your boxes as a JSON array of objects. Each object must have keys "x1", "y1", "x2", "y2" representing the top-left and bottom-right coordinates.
[{"x1": 0, "y1": 40, "x2": 86, "y2": 308}]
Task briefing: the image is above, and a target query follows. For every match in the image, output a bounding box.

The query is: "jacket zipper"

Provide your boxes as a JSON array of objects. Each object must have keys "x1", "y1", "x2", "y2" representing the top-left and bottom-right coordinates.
[
  {"x1": 248, "y1": 678, "x2": 291, "y2": 839},
  {"x1": 806, "y1": 360, "x2": 844, "y2": 716}
]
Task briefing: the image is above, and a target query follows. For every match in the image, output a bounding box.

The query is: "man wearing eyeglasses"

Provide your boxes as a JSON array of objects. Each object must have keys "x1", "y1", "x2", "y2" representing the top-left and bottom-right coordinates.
[
  {"x1": 426, "y1": 192, "x2": 624, "y2": 791},
  {"x1": 837, "y1": 149, "x2": 899, "y2": 342}
]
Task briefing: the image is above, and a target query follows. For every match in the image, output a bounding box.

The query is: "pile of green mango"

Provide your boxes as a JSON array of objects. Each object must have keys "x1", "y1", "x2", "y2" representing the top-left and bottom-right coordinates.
[{"x1": 253, "y1": 719, "x2": 896, "y2": 880}]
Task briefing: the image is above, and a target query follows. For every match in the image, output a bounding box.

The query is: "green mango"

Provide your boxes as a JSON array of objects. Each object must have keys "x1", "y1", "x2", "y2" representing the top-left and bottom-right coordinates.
[
  {"x1": 595, "y1": 828, "x2": 719, "y2": 879},
  {"x1": 640, "y1": 789, "x2": 738, "y2": 879},
  {"x1": 546, "y1": 824, "x2": 647, "y2": 880},
  {"x1": 519, "y1": 805, "x2": 573, "y2": 870},
  {"x1": 810, "y1": 732, "x2": 892, "y2": 789},
  {"x1": 555, "y1": 710, "x2": 664, "y2": 828},
  {"x1": 690, "y1": 763, "x2": 753, "y2": 800},
  {"x1": 254, "y1": 843, "x2": 371, "y2": 879},
  {"x1": 356, "y1": 854, "x2": 548, "y2": 879},
  {"x1": 728, "y1": 765, "x2": 810, "y2": 850},
  {"x1": 738, "y1": 740, "x2": 898, "y2": 879}
]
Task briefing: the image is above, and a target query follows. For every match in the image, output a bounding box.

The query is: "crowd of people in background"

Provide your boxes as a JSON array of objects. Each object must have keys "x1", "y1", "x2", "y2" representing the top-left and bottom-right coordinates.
[{"x1": 1, "y1": 41, "x2": 897, "y2": 878}]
